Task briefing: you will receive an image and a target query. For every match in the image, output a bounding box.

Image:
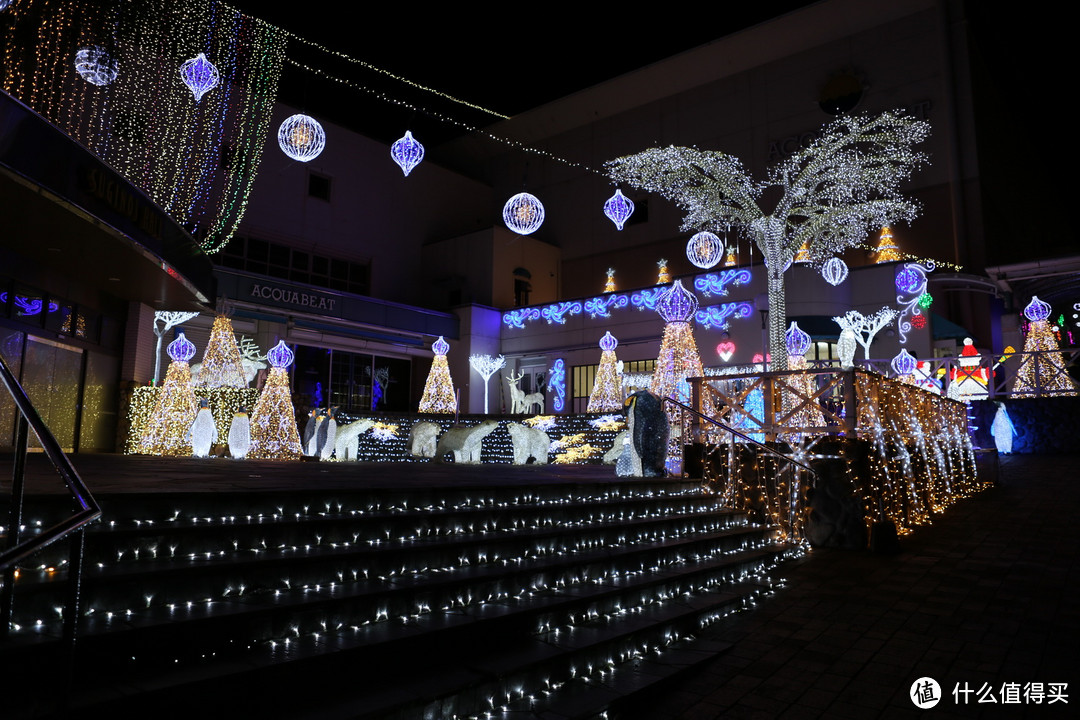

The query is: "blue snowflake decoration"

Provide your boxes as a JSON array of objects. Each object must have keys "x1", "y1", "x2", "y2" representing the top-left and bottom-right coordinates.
[
  {"x1": 503, "y1": 193, "x2": 545, "y2": 235},
  {"x1": 603, "y1": 189, "x2": 634, "y2": 230},
  {"x1": 167, "y1": 332, "x2": 196, "y2": 363},
  {"x1": 391, "y1": 130, "x2": 424, "y2": 176},
  {"x1": 179, "y1": 53, "x2": 219, "y2": 102}
]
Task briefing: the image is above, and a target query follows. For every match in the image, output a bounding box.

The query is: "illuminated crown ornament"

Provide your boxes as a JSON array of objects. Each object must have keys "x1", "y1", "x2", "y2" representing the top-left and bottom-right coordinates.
[
  {"x1": 74, "y1": 46, "x2": 118, "y2": 86},
  {"x1": 891, "y1": 348, "x2": 917, "y2": 376},
  {"x1": 1024, "y1": 296, "x2": 1051, "y2": 322},
  {"x1": 390, "y1": 130, "x2": 424, "y2": 176},
  {"x1": 785, "y1": 321, "x2": 811, "y2": 356},
  {"x1": 503, "y1": 192, "x2": 545, "y2": 235},
  {"x1": 599, "y1": 331, "x2": 618, "y2": 351},
  {"x1": 655, "y1": 279, "x2": 699, "y2": 323},
  {"x1": 603, "y1": 189, "x2": 634, "y2": 230},
  {"x1": 895, "y1": 265, "x2": 926, "y2": 295},
  {"x1": 267, "y1": 340, "x2": 295, "y2": 369},
  {"x1": 821, "y1": 257, "x2": 849, "y2": 286},
  {"x1": 685, "y1": 231, "x2": 723, "y2": 269},
  {"x1": 278, "y1": 114, "x2": 326, "y2": 162},
  {"x1": 179, "y1": 53, "x2": 220, "y2": 102},
  {"x1": 432, "y1": 336, "x2": 449, "y2": 356},
  {"x1": 167, "y1": 333, "x2": 196, "y2": 363}
]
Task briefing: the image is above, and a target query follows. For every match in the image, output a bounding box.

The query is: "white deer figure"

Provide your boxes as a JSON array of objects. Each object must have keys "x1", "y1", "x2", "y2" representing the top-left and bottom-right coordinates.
[{"x1": 506, "y1": 370, "x2": 526, "y2": 414}]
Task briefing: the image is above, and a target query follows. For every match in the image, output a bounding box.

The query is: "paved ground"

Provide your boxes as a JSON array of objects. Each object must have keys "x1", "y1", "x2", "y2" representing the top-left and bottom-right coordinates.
[{"x1": 631, "y1": 453, "x2": 1079, "y2": 719}]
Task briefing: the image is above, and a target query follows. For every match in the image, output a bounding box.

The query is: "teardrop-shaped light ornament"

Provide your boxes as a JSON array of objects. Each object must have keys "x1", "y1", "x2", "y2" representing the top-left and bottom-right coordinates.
[
  {"x1": 432, "y1": 336, "x2": 449, "y2": 356},
  {"x1": 1024, "y1": 295, "x2": 1051, "y2": 322},
  {"x1": 599, "y1": 331, "x2": 618, "y2": 352},
  {"x1": 179, "y1": 53, "x2": 219, "y2": 102},
  {"x1": 686, "y1": 231, "x2": 724, "y2": 269},
  {"x1": 391, "y1": 130, "x2": 424, "y2": 176},
  {"x1": 167, "y1": 332, "x2": 197, "y2": 363},
  {"x1": 655, "y1": 279, "x2": 699, "y2": 323},
  {"x1": 502, "y1": 192, "x2": 545, "y2": 235},
  {"x1": 822, "y1": 257, "x2": 849, "y2": 286},
  {"x1": 891, "y1": 348, "x2": 917, "y2": 376},
  {"x1": 266, "y1": 340, "x2": 295, "y2": 369},
  {"x1": 74, "y1": 46, "x2": 119, "y2": 86},
  {"x1": 785, "y1": 321, "x2": 811, "y2": 357},
  {"x1": 603, "y1": 189, "x2": 634, "y2": 230},
  {"x1": 278, "y1": 114, "x2": 325, "y2": 162}
]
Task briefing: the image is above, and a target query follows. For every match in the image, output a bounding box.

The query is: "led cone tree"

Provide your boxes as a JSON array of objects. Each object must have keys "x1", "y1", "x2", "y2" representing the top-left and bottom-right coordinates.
[
  {"x1": 418, "y1": 337, "x2": 457, "y2": 413},
  {"x1": 139, "y1": 333, "x2": 198, "y2": 456},
  {"x1": 607, "y1": 111, "x2": 928, "y2": 370},
  {"x1": 587, "y1": 332, "x2": 623, "y2": 412},
  {"x1": 1014, "y1": 296, "x2": 1077, "y2": 396},
  {"x1": 248, "y1": 341, "x2": 302, "y2": 460}
]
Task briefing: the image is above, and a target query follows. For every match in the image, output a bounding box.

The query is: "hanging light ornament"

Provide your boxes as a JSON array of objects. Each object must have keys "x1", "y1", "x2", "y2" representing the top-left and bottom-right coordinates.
[
  {"x1": 785, "y1": 321, "x2": 811, "y2": 357},
  {"x1": 278, "y1": 114, "x2": 326, "y2": 162},
  {"x1": 74, "y1": 46, "x2": 118, "y2": 86},
  {"x1": 821, "y1": 257, "x2": 849, "y2": 286},
  {"x1": 1024, "y1": 296, "x2": 1051, "y2": 322},
  {"x1": 390, "y1": 130, "x2": 424, "y2": 176},
  {"x1": 503, "y1": 192, "x2": 545, "y2": 235},
  {"x1": 603, "y1": 189, "x2": 634, "y2": 230},
  {"x1": 167, "y1": 333, "x2": 197, "y2": 364},
  {"x1": 685, "y1": 231, "x2": 724, "y2": 269},
  {"x1": 179, "y1": 53, "x2": 220, "y2": 102},
  {"x1": 266, "y1": 340, "x2": 295, "y2": 369}
]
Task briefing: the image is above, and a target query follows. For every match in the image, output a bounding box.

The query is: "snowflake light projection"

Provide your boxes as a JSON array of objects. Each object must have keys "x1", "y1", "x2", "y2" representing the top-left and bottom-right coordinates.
[
  {"x1": 503, "y1": 193, "x2": 545, "y2": 235},
  {"x1": 180, "y1": 53, "x2": 219, "y2": 102},
  {"x1": 74, "y1": 46, "x2": 118, "y2": 86},
  {"x1": 390, "y1": 130, "x2": 424, "y2": 176},
  {"x1": 278, "y1": 114, "x2": 326, "y2": 162},
  {"x1": 895, "y1": 261, "x2": 933, "y2": 344},
  {"x1": 833, "y1": 307, "x2": 898, "y2": 360},
  {"x1": 604, "y1": 189, "x2": 634, "y2": 230},
  {"x1": 821, "y1": 257, "x2": 849, "y2": 286},
  {"x1": 607, "y1": 110, "x2": 928, "y2": 371},
  {"x1": 686, "y1": 231, "x2": 724, "y2": 269}
]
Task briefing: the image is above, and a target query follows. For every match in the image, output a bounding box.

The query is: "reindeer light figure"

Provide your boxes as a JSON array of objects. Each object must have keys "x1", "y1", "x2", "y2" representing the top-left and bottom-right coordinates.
[{"x1": 507, "y1": 370, "x2": 545, "y2": 415}]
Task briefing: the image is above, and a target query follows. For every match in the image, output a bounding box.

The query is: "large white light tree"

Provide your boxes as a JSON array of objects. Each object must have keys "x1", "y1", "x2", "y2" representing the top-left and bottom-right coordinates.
[{"x1": 606, "y1": 111, "x2": 929, "y2": 371}]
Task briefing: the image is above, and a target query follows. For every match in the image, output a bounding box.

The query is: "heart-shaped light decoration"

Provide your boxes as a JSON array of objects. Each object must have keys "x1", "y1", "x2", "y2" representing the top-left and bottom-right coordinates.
[{"x1": 716, "y1": 341, "x2": 736, "y2": 362}]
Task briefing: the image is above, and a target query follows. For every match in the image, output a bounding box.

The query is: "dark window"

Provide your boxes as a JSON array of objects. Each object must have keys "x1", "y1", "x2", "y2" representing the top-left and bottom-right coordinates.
[{"x1": 308, "y1": 173, "x2": 331, "y2": 200}]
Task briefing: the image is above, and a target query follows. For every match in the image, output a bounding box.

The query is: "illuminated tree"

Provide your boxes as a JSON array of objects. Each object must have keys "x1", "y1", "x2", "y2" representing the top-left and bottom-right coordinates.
[
  {"x1": 874, "y1": 225, "x2": 902, "y2": 262},
  {"x1": 833, "y1": 307, "x2": 898, "y2": 360},
  {"x1": 419, "y1": 337, "x2": 458, "y2": 414},
  {"x1": 139, "y1": 333, "x2": 198, "y2": 456},
  {"x1": 607, "y1": 111, "x2": 929, "y2": 370},
  {"x1": 587, "y1": 332, "x2": 623, "y2": 412},
  {"x1": 248, "y1": 341, "x2": 302, "y2": 460},
  {"x1": 1013, "y1": 297, "x2": 1077, "y2": 396},
  {"x1": 469, "y1": 354, "x2": 505, "y2": 414},
  {"x1": 650, "y1": 281, "x2": 704, "y2": 407},
  {"x1": 152, "y1": 311, "x2": 199, "y2": 385},
  {"x1": 193, "y1": 316, "x2": 248, "y2": 388}
]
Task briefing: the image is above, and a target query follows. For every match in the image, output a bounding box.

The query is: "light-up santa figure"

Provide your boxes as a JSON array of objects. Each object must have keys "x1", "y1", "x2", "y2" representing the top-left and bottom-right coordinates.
[{"x1": 947, "y1": 338, "x2": 989, "y2": 401}]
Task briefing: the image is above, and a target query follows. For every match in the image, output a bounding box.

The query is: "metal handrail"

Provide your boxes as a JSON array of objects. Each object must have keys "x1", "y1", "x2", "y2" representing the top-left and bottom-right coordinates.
[{"x1": 0, "y1": 349, "x2": 100, "y2": 691}]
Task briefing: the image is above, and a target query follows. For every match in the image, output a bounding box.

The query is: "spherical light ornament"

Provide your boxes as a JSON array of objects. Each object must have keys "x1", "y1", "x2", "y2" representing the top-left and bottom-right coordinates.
[
  {"x1": 685, "y1": 231, "x2": 724, "y2": 269},
  {"x1": 895, "y1": 265, "x2": 925, "y2": 295},
  {"x1": 655, "y1": 279, "x2": 699, "y2": 323},
  {"x1": 74, "y1": 46, "x2": 118, "y2": 86},
  {"x1": 179, "y1": 53, "x2": 219, "y2": 102},
  {"x1": 432, "y1": 336, "x2": 449, "y2": 356},
  {"x1": 502, "y1": 193, "x2": 545, "y2": 235},
  {"x1": 166, "y1": 332, "x2": 196, "y2": 363},
  {"x1": 1024, "y1": 295, "x2": 1051, "y2": 322},
  {"x1": 278, "y1": 114, "x2": 325, "y2": 162},
  {"x1": 822, "y1": 257, "x2": 849, "y2": 286},
  {"x1": 918, "y1": 292, "x2": 933, "y2": 309},
  {"x1": 785, "y1": 321, "x2": 811, "y2": 357},
  {"x1": 891, "y1": 348, "x2": 917, "y2": 376},
  {"x1": 267, "y1": 340, "x2": 295, "y2": 369},
  {"x1": 599, "y1": 331, "x2": 618, "y2": 351},
  {"x1": 604, "y1": 189, "x2": 634, "y2": 230},
  {"x1": 911, "y1": 313, "x2": 927, "y2": 330},
  {"x1": 391, "y1": 130, "x2": 424, "y2": 176}
]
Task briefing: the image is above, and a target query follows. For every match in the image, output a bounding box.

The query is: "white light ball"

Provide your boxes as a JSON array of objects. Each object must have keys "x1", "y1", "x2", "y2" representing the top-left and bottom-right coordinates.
[
  {"x1": 822, "y1": 257, "x2": 849, "y2": 286},
  {"x1": 278, "y1": 114, "x2": 326, "y2": 162},
  {"x1": 502, "y1": 193, "x2": 545, "y2": 235},
  {"x1": 685, "y1": 231, "x2": 723, "y2": 269}
]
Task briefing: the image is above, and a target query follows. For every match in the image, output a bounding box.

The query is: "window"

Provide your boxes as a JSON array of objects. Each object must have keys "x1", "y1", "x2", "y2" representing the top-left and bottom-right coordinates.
[
  {"x1": 308, "y1": 173, "x2": 331, "y2": 200},
  {"x1": 214, "y1": 236, "x2": 370, "y2": 295}
]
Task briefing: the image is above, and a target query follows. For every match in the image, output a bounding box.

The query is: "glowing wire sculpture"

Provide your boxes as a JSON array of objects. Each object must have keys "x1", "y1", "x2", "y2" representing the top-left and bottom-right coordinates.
[
  {"x1": 180, "y1": 53, "x2": 220, "y2": 102},
  {"x1": 686, "y1": 231, "x2": 724, "y2": 269},
  {"x1": 390, "y1": 130, "x2": 424, "y2": 176},
  {"x1": 278, "y1": 114, "x2": 326, "y2": 162},
  {"x1": 74, "y1": 46, "x2": 118, "y2": 86},
  {"x1": 821, "y1": 257, "x2": 849, "y2": 286},
  {"x1": 604, "y1": 189, "x2": 634, "y2": 230},
  {"x1": 503, "y1": 193, "x2": 545, "y2": 234}
]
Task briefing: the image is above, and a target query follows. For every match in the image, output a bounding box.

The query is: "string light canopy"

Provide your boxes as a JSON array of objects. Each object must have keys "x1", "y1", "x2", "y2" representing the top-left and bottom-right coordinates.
[
  {"x1": 503, "y1": 193, "x2": 545, "y2": 235},
  {"x1": 686, "y1": 231, "x2": 724, "y2": 269},
  {"x1": 266, "y1": 340, "x2": 295, "y2": 369},
  {"x1": 390, "y1": 130, "x2": 424, "y2": 176},
  {"x1": 180, "y1": 53, "x2": 220, "y2": 102},
  {"x1": 785, "y1": 321, "x2": 811, "y2": 357},
  {"x1": 821, "y1": 257, "x2": 849, "y2": 286},
  {"x1": 167, "y1": 333, "x2": 197, "y2": 363},
  {"x1": 74, "y1": 46, "x2": 118, "y2": 86},
  {"x1": 278, "y1": 114, "x2": 326, "y2": 162},
  {"x1": 604, "y1": 189, "x2": 635, "y2": 230}
]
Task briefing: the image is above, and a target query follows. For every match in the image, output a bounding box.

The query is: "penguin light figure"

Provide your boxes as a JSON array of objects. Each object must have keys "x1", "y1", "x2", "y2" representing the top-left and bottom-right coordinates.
[
  {"x1": 319, "y1": 407, "x2": 338, "y2": 460},
  {"x1": 306, "y1": 409, "x2": 326, "y2": 456},
  {"x1": 621, "y1": 390, "x2": 669, "y2": 477},
  {"x1": 229, "y1": 406, "x2": 251, "y2": 459},
  {"x1": 190, "y1": 398, "x2": 218, "y2": 458},
  {"x1": 302, "y1": 408, "x2": 320, "y2": 454}
]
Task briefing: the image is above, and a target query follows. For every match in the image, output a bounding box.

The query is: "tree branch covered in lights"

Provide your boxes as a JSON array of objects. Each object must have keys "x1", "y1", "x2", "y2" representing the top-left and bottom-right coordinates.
[
  {"x1": 833, "y1": 307, "x2": 899, "y2": 360},
  {"x1": 606, "y1": 111, "x2": 928, "y2": 370}
]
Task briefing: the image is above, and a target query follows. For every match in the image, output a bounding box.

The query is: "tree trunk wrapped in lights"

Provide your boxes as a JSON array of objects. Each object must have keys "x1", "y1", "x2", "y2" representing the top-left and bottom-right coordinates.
[
  {"x1": 248, "y1": 341, "x2": 302, "y2": 460},
  {"x1": 138, "y1": 333, "x2": 198, "y2": 456},
  {"x1": 607, "y1": 111, "x2": 929, "y2": 371},
  {"x1": 587, "y1": 332, "x2": 623, "y2": 413},
  {"x1": 1013, "y1": 296, "x2": 1077, "y2": 397},
  {"x1": 418, "y1": 336, "x2": 457, "y2": 414}
]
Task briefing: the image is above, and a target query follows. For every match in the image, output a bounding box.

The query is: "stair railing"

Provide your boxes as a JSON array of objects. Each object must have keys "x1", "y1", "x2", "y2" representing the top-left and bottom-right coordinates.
[{"x1": 0, "y1": 352, "x2": 101, "y2": 689}]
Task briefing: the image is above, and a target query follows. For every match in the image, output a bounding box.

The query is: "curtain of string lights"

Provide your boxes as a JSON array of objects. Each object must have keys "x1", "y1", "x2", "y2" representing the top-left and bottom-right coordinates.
[{"x1": 0, "y1": 0, "x2": 287, "y2": 253}]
